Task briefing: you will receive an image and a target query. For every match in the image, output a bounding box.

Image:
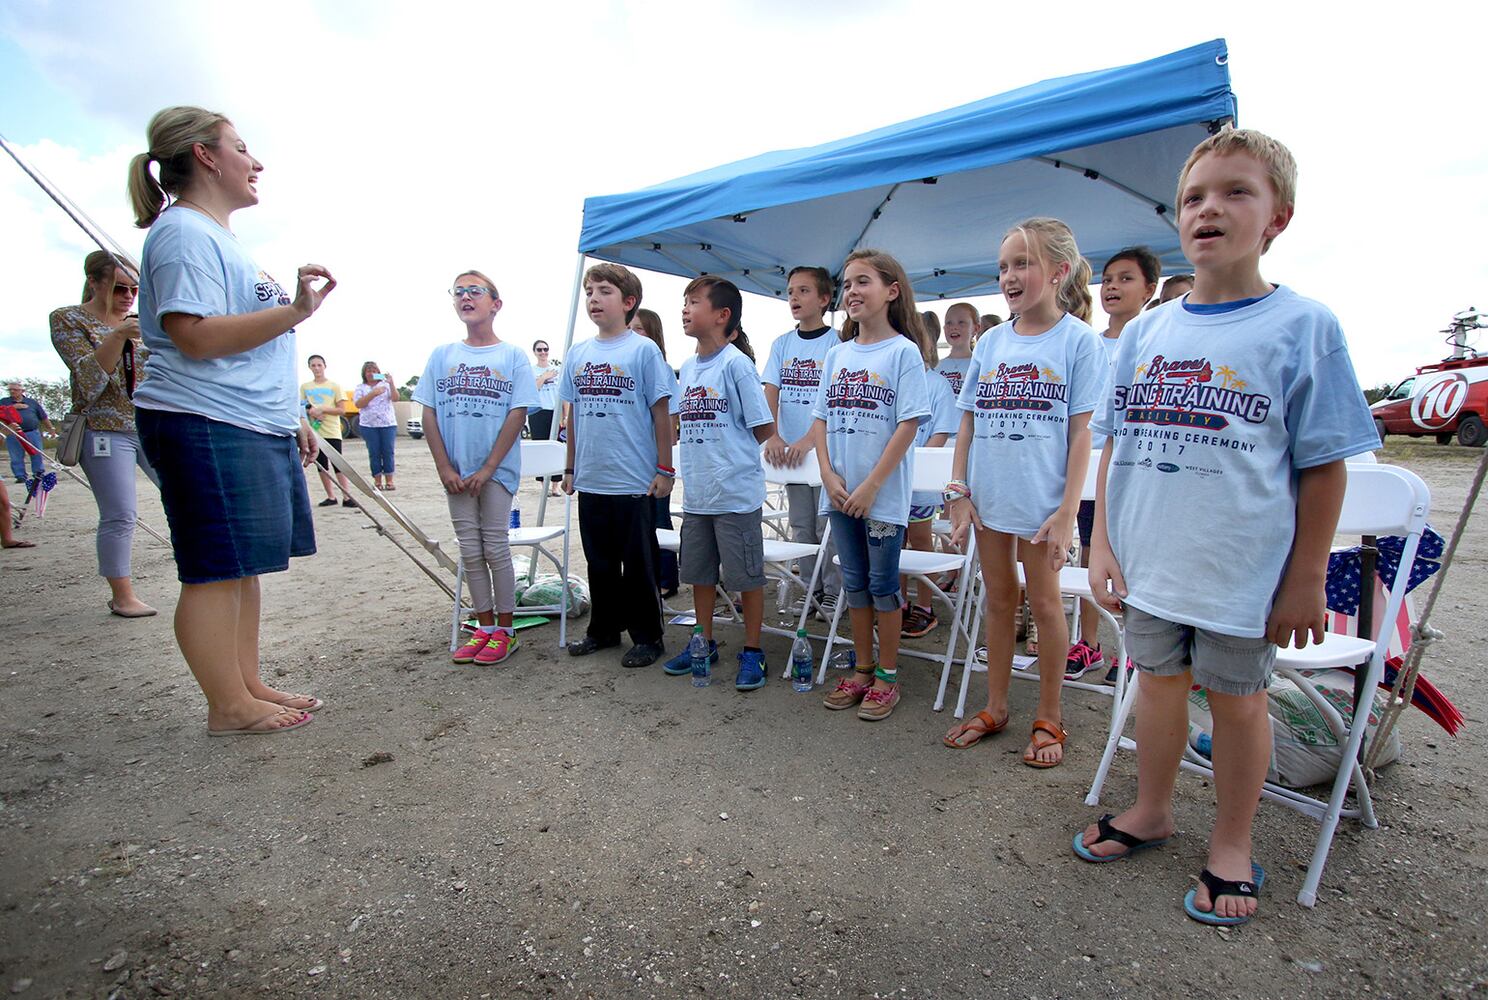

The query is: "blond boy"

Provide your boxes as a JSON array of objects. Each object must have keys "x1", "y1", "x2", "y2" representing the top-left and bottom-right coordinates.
[{"x1": 1077, "y1": 130, "x2": 1379, "y2": 925}]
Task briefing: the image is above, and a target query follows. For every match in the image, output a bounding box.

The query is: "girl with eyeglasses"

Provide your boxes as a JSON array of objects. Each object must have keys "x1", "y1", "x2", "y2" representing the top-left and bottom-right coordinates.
[
  {"x1": 416, "y1": 272, "x2": 538, "y2": 667},
  {"x1": 49, "y1": 249, "x2": 161, "y2": 617}
]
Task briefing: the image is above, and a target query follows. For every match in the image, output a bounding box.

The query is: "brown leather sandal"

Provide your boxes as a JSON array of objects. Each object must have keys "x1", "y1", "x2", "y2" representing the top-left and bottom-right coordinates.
[
  {"x1": 943, "y1": 709, "x2": 1010, "y2": 749},
  {"x1": 1022, "y1": 718, "x2": 1067, "y2": 769}
]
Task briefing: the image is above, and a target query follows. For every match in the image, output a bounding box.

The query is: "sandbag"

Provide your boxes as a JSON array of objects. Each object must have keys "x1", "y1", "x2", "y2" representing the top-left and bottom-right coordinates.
[
  {"x1": 516, "y1": 573, "x2": 590, "y2": 617},
  {"x1": 1186, "y1": 668, "x2": 1401, "y2": 790}
]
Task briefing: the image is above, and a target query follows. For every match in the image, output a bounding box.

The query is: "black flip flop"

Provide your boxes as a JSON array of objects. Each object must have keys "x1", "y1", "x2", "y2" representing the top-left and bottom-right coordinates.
[{"x1": 1071, "y1": 814, "x2": 1173, "y2": 863}]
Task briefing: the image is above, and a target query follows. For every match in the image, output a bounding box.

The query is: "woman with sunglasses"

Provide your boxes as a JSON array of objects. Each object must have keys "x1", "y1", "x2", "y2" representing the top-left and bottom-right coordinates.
[
  {"x1": 530, "y1": 339, "x2": 561, "y2": 496},
  {"x1": 49, "y1": 250, "x2": 161, "y2": 617},
  {"x1": 126, "y1": 105, "x2": 335, "y2": 736}
]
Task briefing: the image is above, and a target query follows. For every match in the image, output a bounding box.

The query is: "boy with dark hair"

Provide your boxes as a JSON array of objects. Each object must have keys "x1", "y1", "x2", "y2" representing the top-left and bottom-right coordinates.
[
  {"x1": 561, "y1": 263, "x2": 675, "y2": 667},
  {"x1": 1077, "y1": 129, "x2": 1379, "y2": 925},
  {"x1": 301, "y1": 354, "x2": 354, "y2": 507},
  {"x1": 762, "y1": 265, "x2": 841, "y2": 619}
]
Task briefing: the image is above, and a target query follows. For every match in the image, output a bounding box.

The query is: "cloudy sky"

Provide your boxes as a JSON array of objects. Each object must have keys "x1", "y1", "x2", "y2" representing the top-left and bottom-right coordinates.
[{"x1": 1, "y1": 1, "x2": 1482, "y2": 391}]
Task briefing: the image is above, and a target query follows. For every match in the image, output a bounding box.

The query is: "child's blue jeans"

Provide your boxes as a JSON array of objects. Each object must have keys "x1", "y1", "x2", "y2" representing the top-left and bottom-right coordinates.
[{"x1": 827, "y1": 510, "x2": 905, "y2": 612}]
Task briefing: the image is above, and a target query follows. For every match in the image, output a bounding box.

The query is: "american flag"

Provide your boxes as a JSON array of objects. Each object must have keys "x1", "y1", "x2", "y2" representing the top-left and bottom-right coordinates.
[{"x1": 1325, "y1": 528, "x2": 1443, "y2": 657}]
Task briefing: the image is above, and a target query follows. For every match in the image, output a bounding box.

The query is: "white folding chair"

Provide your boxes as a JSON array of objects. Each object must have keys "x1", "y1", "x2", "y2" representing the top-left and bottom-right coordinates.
[
  {"x1": 819, "y1": 447, "x2": 981, "y2": 687},
  {"x1": 1084, "y1": 463, "x2": 1430, "y2": 908},
  {"x1": 448, "y1": 440, "x2": 573, "y2": 650},
  {"x1": 945, "y1": 449, "x2": 1125, "y2": 714}
]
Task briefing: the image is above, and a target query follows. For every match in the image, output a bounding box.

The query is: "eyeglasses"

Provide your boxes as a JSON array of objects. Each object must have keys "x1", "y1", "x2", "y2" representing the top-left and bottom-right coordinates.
[
  {"x1": 113, "y1": 284, "x2": 139, "y2": 296},
  {"x1": 450, "y1": 286, "x2": 491, "y2": 299}
]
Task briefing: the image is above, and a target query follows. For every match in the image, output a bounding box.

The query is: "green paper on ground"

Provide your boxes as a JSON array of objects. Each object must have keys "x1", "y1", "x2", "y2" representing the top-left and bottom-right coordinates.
[{"x1": 464, "y1": 616, "x2": 549, "y2": 633}]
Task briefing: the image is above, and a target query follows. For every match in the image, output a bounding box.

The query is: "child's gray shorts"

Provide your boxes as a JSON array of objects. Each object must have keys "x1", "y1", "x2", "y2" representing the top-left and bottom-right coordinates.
[
  {"x1": 1124, "y1": 606, "x2": 1275, "y2": 696},
  {"x1": 679, "y1": 508, "x2": 766, "y2": 592}
]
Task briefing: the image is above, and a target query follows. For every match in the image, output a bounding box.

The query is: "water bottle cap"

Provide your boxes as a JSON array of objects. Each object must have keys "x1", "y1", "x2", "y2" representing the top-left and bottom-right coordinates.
[
  {"x1": 693, "y1": 625, "x2": 704, "y2": 634},
  {"x1": 796, "y1": 628, "x2": 808, "y2": 637}
]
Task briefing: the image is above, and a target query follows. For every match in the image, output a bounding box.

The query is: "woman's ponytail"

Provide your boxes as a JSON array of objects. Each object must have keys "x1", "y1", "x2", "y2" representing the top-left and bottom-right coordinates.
[
  {"x1": 129, "y1": 106, "x2": 232, "y2": 229},
  {"x1": 128, "y1": 152, "x2": 167, "y2": 229}
]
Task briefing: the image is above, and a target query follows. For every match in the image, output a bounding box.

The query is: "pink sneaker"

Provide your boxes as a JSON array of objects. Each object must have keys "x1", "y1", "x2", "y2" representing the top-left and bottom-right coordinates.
[
  {"x1": 474, "y1": 630, "x2": 518, "y2": 666},
  {"x1": 452, "y1": 630, "x2": 492, "y2": 664},
  {"x1": 1065, "y1": 639, "x2": 1105, "y2": 680}
]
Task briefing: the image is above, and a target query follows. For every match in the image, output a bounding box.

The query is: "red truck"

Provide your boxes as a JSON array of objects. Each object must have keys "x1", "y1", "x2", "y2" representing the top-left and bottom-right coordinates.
[{"x1": 1370, "y1": 355, "x2": 1488, "y2": 447}]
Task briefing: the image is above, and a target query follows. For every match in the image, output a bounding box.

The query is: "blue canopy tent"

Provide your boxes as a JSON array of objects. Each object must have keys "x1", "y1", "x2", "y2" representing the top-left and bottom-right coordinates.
[
  {"x1": 573, "y1": 39, "x2": 1233, "y2": 307},
  {"x1": 548, "y1": 39, "x2": 1236, "y2": 411}
]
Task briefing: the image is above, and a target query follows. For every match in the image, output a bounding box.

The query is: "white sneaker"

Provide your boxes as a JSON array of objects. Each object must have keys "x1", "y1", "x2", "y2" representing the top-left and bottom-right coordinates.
[{"x1": 814, "y1": 593, "x2": 839, "y2": 621}]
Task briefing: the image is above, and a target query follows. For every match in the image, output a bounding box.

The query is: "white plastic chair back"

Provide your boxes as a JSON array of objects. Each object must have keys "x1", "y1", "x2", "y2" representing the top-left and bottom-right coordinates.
[
  {"x1": 521, "y1": 439, "x2": 567, "y2": 477},
  {"x1": 1336, "y1": 464, "x2": 1428, "y2": 537},
  {"x1": 911, "y1": 445, "x2": 954, "y2": 492},
  {"x1": 762, "y1": 447, "x2": 824, "y2": 486},
  {"x1": 1081, "y1": 448, "x2": 1103, "y2": 501},
  {"x1": 1345, "y1": 449, "x2": 1378, "y2": 464}
]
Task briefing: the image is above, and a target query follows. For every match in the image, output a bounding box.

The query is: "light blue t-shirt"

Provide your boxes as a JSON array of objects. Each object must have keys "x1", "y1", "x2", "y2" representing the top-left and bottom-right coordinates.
[
  {"x1": 935, "y1": 356, "x2": 973, "y2": 399},
  {"x1": 134, "y1": 207, "x2": 299, "y2": 435},
  {"x1": 1092, "y1": 285, "x2": 1380, "y2": 637},
  {"x1": 559, "y1": 331, "x2": 675, "y2": 495},
  {"x1": 1089, "y1": 333, "x2": 1123, "y2": 451},
  {"x1": 677, "y1": 344, "x2": 774, "y2": 515},
  {"x1": 911, "y1": 367, "x2": 960, "y2": 508},
  {"x1": 762, "y1": 328, "x2": 837, "y2": 444},
  {"x1": 810, "y1": 335, "x2": 931, "y2": 527},
  {"x1": 412, "y1": 340, "x2": 538, "y2": 494},
  {"x1": 957, "y1": 312, "x2": 1105, "y2": 537},
  {"x1": 533, "y1": 362, "x2": 560, "y2": 412}
]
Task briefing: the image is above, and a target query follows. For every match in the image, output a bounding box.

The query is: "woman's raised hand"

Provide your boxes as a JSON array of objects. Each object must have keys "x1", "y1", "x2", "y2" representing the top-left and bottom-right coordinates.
[{"x1": 292, "y1": 264, "x2": 337, "y2": 321}]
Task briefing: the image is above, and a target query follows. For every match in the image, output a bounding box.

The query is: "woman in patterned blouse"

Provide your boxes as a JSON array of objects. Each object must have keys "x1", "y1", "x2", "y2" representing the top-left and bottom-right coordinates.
[{"x1": 49, "y1": 250, "x2": 160, "y2": 617}]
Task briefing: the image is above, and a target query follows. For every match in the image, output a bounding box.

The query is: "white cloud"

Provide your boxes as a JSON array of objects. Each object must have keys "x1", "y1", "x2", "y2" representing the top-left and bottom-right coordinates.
[{"x1": 1, "y1": 0, "x2": 1482, "y2": 390}]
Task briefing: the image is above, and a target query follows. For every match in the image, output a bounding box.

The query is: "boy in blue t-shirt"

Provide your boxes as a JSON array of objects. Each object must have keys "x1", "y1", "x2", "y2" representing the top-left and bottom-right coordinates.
[
  {"x1": 560, "y1": 264, "x2": 676, "y2": 667},
  {"x1": 1076, "y1": 130, "x2": 1379, "y2": 926},
  {"x1": 762, "y1": 266, "x2": 840, "y2": 618}
]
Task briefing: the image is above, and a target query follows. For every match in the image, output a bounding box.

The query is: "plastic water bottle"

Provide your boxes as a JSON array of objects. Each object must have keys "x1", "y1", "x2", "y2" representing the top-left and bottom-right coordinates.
[
  {"x1": 689, "y1": 626, "x2": 711, "y2": 687},
  {"x1": 829, "y1": 648, "x2": 857, "y2": 671},
  {"x1": 509, "y1": 508, "x2": 521, "y2": 529},
  {"x1": 791, "y1": 628, "x2": 814, "y2": 692}
]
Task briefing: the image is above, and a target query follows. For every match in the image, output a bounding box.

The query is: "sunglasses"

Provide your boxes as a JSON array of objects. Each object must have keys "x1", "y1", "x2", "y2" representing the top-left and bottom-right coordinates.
[
  {"x1": 450, "y1": 286, "x2": 492, "y2": 299},
  {"x1": 114, "y1": 283, "x2": 139, "y2": 296},
  {"x1": 534, "y1": 347, "x2": 550, "y2": 353}
]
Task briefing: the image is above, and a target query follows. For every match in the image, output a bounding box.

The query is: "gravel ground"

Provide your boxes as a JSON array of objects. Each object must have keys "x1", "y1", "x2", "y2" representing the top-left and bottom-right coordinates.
[{"x1": 1, "y1": 438, "x2": 1485, "y2": 999}]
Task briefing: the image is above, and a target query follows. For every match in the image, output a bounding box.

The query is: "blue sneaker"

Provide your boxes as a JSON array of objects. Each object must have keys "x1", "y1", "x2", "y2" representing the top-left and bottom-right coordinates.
[
  {"x1": 663, "y1": 639, "x2": 719, "y2": 675},
  {"x1": 735, "y1": 649, "x2": 768, "y2": 690}
]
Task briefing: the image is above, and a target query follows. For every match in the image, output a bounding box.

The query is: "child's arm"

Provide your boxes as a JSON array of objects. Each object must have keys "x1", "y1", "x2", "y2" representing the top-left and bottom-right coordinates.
[
  {"x1": 926, "y1": 432, "x2": 949, "y2": 448},
  {"x1": 460, "y1": 406, "x2": 527, "y2": 493},
  {"x1": 762, "y1": 384, "x2": 790, "y2": 466},
  {"x1": 421, "y1": 404, "x2": 466, "y2": 494},
  {"x1": 648, "y1": 397, "x2": 674, "y2": 498},
  {"x1": 752, "y1": 419, "x2": 777, "y2": 445},
  {"x1": 1031, "y1": 411, "x2": 1093, "y2": 570},
  {"x1": 1267, "y1": 459, "x2": 1348, "y2": 648},
  {"x1": 1088, "y1": 441, "x2": 1127, "y2": 612},
  {"x1": 562, "y1": 411, "x2": 577, "y2": 495},
  {"x1": 842, "y1": 418, "x2": 918, "y2": 519},
  {"x1": 811, "y1": 417, "x2": 849, "y2": 510},
  {"x1": 947, "y1": 409, "x2": 977, "y2": 547}
]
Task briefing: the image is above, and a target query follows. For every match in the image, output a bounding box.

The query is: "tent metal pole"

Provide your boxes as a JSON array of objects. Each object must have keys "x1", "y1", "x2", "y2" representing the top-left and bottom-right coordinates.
[
  {"x1": 536, "y1": 250, "x2": 586, "y2": 529},
  {"x1": 845, "y1": 183, "x2": 903, "y2": 255},
  {"x1": 1033, "y1": 156, "x2": 1178, "y2": 231}
]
